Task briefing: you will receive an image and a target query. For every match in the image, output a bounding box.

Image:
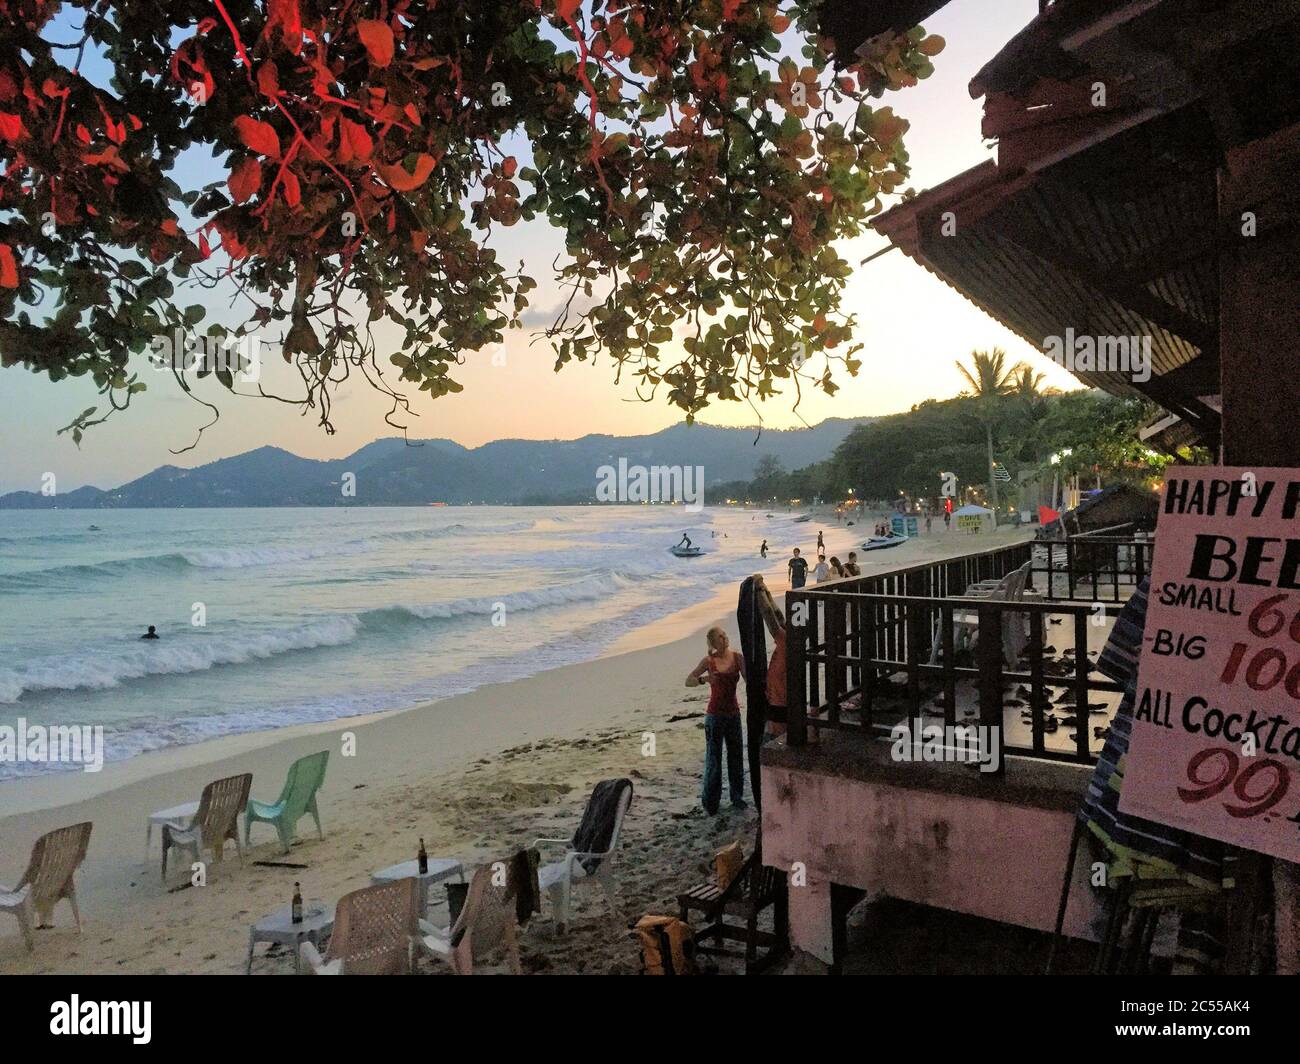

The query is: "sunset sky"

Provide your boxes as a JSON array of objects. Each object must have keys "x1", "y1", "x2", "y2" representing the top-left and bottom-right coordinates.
[{"x1": 1, "y1": 0, "x2": 1082, "y2": 493}]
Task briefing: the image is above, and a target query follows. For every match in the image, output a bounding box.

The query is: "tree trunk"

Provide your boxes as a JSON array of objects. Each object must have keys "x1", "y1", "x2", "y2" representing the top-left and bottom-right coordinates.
[{"x1": 985, "y1": 423, "x2": 998, "y2": 517}]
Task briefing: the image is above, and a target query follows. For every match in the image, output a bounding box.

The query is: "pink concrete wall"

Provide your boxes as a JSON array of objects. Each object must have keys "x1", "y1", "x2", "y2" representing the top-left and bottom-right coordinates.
[{"x1": 762, "y1": 762, "x2": 1104, "y2": 963}]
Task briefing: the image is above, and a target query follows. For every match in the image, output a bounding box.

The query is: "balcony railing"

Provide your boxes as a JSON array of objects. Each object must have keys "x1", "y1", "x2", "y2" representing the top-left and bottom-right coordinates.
[{"x1": 783, "y1": 540, "x2": 1135, "y2": 768}]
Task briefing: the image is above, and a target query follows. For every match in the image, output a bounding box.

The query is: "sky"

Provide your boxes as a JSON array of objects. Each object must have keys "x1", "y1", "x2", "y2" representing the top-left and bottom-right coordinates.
[{"x1": 0, "y1": 0, "x2": 1082, "y2": 493}]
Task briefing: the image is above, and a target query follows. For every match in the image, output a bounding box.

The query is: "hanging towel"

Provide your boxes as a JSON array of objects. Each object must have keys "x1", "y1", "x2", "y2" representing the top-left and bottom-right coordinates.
[
  {"x1": 572, "y1": 778, "x2": 633, "y2": 874},
  {"x1": 737, "y1": 576, "x2": 770, "y2": 809},
  {"x1": 508, "y1": 846, "x2": 542, "y2": 926}
]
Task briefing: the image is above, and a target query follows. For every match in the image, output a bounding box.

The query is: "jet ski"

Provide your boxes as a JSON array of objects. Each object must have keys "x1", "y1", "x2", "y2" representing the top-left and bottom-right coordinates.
[
  {"x1": 669, "y1": 545, "x2": 705, "y2": 557},
  {"x1": 861, "y1": 534, "x2": 907, "y2": 551}
]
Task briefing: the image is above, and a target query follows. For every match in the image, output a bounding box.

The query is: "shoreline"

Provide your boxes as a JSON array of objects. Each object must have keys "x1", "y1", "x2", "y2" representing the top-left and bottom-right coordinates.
[
  {"x1": 0, "y1": 512, "x2": 867, "y2": 817},
  {"x1": 0, "y1": 521, "x2": 1033, "y2": 974}
]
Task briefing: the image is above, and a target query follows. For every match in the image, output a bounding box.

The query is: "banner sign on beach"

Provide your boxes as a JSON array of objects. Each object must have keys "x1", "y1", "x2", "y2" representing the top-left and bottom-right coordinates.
[{"x1": 1120, "y1": 466, "x2": 1300, "y2": 863}]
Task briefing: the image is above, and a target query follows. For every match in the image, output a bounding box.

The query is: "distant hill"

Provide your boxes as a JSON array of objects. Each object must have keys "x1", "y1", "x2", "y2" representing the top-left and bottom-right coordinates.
[{"x1": 0, "y1": 418, "x2": 871, "y2": 508}]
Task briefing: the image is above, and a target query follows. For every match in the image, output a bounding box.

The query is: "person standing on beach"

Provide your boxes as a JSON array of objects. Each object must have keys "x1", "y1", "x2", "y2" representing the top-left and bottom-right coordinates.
[
  {"x1": 686, "y1": 627, "x2": 746, "y2": 814},
  {"x1": 845, "y1": 552, "x2": 860, "y2": 577},
  {"x1": 926, "y1": 514, "x2": 933, "y2": 535},
  {"x1": 816, "y1": 530, "x2": 825, "y2": 556},
  {"x1": 760, "y1": 539, "x2": 768, "y2": 559},
  {"x1": 788, "y1": 548, "x2": 808, "y2": 589},
  {"x1": 812, "y1": 555, "x2": 831, "y2": 582}
]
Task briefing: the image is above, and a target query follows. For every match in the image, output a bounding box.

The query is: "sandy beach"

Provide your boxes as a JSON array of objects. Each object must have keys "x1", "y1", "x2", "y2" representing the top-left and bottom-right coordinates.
[{"x1": 0, "y1": 520, "x2": 1036, "y2": 975}]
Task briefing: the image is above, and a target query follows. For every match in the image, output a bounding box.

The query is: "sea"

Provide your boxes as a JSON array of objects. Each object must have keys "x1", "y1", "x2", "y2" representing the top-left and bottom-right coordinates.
[{"x1": 0, "y1": 506, "x2": 811, "y2": 779}]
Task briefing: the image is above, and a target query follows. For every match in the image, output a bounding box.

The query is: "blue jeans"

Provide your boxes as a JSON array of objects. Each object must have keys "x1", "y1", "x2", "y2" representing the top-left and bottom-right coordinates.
[{"x1": 702, "y1": 714, "x2": 745, "y2": 813}]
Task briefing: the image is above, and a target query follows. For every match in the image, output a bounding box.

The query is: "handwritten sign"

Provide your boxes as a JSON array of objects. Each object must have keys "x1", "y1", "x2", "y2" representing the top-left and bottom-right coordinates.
[{"x1": 1120, "y1": 466, "x2": 1300, "y2": 863}]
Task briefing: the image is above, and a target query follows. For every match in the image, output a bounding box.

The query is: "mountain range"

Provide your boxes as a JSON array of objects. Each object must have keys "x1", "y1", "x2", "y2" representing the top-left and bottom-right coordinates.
[{"x1": 1, "y1": 418, "x2": 869, "y2": 508}]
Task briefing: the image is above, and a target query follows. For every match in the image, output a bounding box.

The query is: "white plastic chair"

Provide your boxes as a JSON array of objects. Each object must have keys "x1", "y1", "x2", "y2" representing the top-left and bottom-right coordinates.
[
  {"x1": 532, "y1": 784, "x2": 632, "y2": 932},
  {"x1": 414, "y1": 863, "x2": 522, "y2": 974},
  {"x1": 930, "y1": 563, "x2": 1032, "y2": 665},
  {"x1": 1, "y1": 822, "x2": 92, "y2": 950}
]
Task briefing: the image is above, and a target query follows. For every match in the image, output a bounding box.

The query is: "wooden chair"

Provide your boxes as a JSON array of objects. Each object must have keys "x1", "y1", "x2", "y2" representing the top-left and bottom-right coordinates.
[
  {"x1": 0, "y1": 822, "x2": 92, "y2": 950},
  {"x1": 161, "y1": 772, "x2": 252, "y2": 882},
  {"x1": 301, "y1": 877, "x2": 420, "y2": 975},
  {"x1": 677, "y1": 852, "x2": 788, "y2": 973}
]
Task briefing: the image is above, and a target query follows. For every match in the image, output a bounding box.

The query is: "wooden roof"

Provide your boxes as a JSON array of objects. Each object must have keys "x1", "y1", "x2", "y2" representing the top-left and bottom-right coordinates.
[
  {"x1": 870, "y1": 0, "x2": 1300, "y2": 448},
  {"x1": 816, "y1": 0, "x2": 955, "y2": 63}
]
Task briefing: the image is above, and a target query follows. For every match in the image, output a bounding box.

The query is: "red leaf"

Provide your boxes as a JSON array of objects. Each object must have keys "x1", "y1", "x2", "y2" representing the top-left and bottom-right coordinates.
[
  {"x1": 265, "y1": 0, "x2": 303, "y2": 55},
  {"x1": 612, "y1": 36, "x2": 634, "y2": 58},
  {"x1": 160, "y1": 219, "x2": 180, "y2": 236},
  {"x1": 0, "y1": 243, "x2": 18, "y2": 289},
  {"x1": 501, "y1": 156, "x2": 517, "y2": 178},
  {"x1": 281, "y1": 169, "x2": 301, "y2": 207},
  {"x1": 358, "y1": 20, "x2": 395, "y2": 67},
  {"x1": 556, "y1": 0, "x2": 581, "y2": 20},
  {"x1": 256, "y1": 61, "x2": 280, "y2": 99},
  {"x1": 0, "y1": 111, "x2": 24, "y2": 142},
  {"x1": 376, "y1": 152, "x2": 437, "y2": 191},
  {"x1": 198, "y1": 231, "x2": 211, "y2": 258},
  {"x1": 228, "y1": 156, "x2": 262, "y2": 203},
  {"x1": 234, "y1": 115, "x2": 280, "y2": 158},
  {"x1": 339, "y1": 118, "x2": 373, "y2": 163}
]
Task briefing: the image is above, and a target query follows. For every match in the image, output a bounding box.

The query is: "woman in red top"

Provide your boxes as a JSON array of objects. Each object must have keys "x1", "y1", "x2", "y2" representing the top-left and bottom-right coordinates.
[{"x1": 686, "y1": 627, "x2": 746, "y2": 814}]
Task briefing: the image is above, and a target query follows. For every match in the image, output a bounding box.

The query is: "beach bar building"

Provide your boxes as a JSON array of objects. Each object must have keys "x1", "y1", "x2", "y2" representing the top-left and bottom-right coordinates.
[{"x1": 763, "y1": 0, "x2": 1300, "y2": 971}]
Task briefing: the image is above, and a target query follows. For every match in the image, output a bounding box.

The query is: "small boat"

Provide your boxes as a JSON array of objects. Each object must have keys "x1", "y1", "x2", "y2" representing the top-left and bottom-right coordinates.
[
  {"x1": 792, "y1": 514, "x2": 812, "y2": 523},
  {"x1": 861, "y1": 534, "x2": 907, "y2": 551},
  {"x1": 669, "y1": 545, "x2": 705, "y2": 558}
]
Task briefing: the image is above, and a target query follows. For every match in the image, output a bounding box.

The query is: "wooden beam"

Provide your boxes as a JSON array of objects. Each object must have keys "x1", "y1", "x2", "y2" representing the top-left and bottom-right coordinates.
[{"x1": 1218, "y1": 120, "x2": 1300, "y2": 465}]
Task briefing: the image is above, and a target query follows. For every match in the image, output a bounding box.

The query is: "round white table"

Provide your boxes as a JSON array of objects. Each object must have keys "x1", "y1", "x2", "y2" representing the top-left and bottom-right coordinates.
[
  {"x1": 144, "y1": 800, "x2": 200, "y2": 859},
  {"x1": 246, "y1": 901, "x2": 335, "y2": 975},
  {"x1": 370, "y1": 857, "x2": 465, "y2": 916}
]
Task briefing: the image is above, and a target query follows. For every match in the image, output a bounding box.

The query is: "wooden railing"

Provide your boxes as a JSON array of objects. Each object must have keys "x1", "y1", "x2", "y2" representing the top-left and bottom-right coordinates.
[
  {"x1": 1031, "y1": 536, "x2": 1155, "y2": 603},
  {"x1": 783, "y1": 540, "x2": 1132, "y2": 768}
]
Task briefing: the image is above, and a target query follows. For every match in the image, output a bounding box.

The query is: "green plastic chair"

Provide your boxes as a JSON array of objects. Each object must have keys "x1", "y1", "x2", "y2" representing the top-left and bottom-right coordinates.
[{"x1": 244, "y1": 751, "x2": 329, "y2": 853}]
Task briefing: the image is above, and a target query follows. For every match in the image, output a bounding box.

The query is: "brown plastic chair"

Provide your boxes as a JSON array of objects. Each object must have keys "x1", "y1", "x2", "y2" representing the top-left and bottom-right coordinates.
[
  {"x1": 1, "y1": 822, "x2": 93, "y2": 951},
  {"x1": 416, "y1": 862, "x2": 523, "y2": 974},
  {"x1": 161, "y1": 773, "x2": 252, "y2": 882},
  {"x1": 300, "y1": 877, "x2": 420, "y2": 975}
]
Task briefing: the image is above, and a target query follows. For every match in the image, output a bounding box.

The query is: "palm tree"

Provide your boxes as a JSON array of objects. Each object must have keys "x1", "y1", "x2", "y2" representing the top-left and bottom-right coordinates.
[{"x1": 955, "y1": 348, "x2": 1019, "y2": 514}]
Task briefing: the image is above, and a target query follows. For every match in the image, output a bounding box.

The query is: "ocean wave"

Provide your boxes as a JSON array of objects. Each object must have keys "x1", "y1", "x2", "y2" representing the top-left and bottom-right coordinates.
[
  {"x1": 0, "y1": 520, "x2": 541, "y2": 589},
  {"x1": 0, "y1": 565, "x2": 657, "y2": 702},
  {"x1": 0, "y1": 615, "x2": 361, "y2": 703},
  {"x1": 369, "y1": 566, "x2": 652, "y2": 626}
]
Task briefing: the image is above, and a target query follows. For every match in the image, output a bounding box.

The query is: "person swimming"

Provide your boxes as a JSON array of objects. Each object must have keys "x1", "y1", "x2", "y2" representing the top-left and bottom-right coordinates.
[{"x1": 140, "y1": 625, "x2": 160, "y2": 640}]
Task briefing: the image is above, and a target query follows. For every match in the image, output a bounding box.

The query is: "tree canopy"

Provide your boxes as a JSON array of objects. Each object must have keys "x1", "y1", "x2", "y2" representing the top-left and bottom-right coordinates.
[
  {"x1": 0, "y1": 0, "x2": 944, "y2": 444},
  {"x1": 713, "y1": 387, "x2": 1180, "y2": 508}
]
